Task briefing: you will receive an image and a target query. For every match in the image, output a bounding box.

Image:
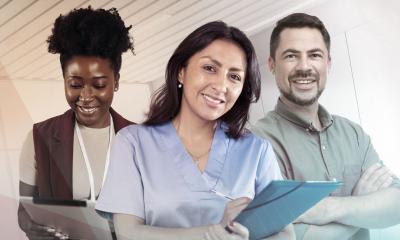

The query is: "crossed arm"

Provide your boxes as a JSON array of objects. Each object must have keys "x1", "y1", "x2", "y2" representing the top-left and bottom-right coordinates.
[{"x1": 295, "y1": 163, "x2": 400, "y2": 240}]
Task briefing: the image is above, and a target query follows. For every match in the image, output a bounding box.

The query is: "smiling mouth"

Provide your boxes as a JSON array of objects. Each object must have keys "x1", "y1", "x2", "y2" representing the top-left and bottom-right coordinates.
[
  {"x1": 77, "y1": 106, "x2": 99, "y2": 114},
  {"x1": 292, "y1": 78, "x2": 316, "y2": 84},
  {"x1": 201, "y1": 93, "x2": 225, "y2": 105}
]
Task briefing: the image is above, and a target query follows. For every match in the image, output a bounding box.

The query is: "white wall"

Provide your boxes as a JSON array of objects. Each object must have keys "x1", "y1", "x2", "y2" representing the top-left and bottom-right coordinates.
[
  {"x1": 111, "y1": 82, "x2": 151, "y2": 123},
  {"x1": 0, "y1": 70, "x2": 32, "y2": 239},
  {"x1": 249, "y1": 0, "x2": 400, "y2": 239}
]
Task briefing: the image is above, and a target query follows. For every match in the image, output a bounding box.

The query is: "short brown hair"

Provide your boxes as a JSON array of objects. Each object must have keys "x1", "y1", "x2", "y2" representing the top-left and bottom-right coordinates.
[{"x1": 270, "y1": 13, "x2": 330, "y2": 59}]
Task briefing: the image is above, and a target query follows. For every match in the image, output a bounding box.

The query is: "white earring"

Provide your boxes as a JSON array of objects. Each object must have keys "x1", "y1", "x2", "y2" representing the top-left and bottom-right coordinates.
[
  {"x1": 178, "y1": 83, "x2": 182, "y2": 88},
  {"x1": 114, "y1": 86, "x2": 119, "y2": 91}
]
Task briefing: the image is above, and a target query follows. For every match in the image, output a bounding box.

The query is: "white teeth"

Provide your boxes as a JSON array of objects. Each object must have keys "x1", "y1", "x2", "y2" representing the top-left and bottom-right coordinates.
[
  {"x1": 202, "y1": 94, "x2": 223, "y2": 104},
  {"x1": 294, "y1": 79, "x2": 314, "y2": 84},
  {"x1": 78, "y1": 106, "x2": 97, "y2": 114}
]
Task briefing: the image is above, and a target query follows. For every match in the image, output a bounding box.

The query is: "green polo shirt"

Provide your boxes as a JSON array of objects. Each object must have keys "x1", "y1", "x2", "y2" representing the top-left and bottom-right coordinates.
[{"x1": 252, "y1": 99, "x2": 382, "y2": 240}]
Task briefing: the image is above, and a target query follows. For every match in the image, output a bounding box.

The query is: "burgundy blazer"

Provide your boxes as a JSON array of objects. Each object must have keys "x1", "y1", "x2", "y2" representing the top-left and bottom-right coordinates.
[{"x1": 33, "y1": 108, "x2": 134, "y2": 200}]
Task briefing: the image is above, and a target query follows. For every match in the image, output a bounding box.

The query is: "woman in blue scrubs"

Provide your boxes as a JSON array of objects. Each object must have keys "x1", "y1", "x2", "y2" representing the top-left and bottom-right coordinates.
[{"x1": 96, "y1": 21, "x2": 294, "y2": 240}]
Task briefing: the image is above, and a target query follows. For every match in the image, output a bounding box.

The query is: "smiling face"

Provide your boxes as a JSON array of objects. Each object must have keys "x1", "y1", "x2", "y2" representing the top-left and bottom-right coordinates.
[
  {"x1": 269, "y1": 27, "x2": 331, "y2": 107},
  {"x1": 63, "y1": 56, "x2": 119, "y2": 128},
  {"x1": 178, "y1": 39, "x2": 246, "y2": 123}
]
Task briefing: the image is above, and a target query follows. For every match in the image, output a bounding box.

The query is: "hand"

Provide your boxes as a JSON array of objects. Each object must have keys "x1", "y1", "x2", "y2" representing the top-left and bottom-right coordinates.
[
  {"x1": 352, "y1": 163, "x2": 394, "y2": 196},
  {"x1": 18, "y1": 204, "x2": 68, "y2": 240},
  {"x1": 204, "y1": 223, "x2": 249, "y2": 240},
  {"x1": 220, "y1": 197, "x2": 251, "y2": 227},
  {"x1": 21, "y1": 220, "x2": 58, "y2": 240},
  {"x1": 295, "y1": 197, "x2": 334, "y2": 225}
]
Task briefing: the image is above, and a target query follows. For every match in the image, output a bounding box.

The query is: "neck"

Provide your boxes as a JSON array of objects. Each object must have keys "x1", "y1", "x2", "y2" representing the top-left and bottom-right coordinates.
[
  {"x1": 172, "y1": 113, "x2": 216, "y2": 142},
  {"x1": 76, "y1": 114, "x2": 111, "y2": 129},
  {"x1": 173, "y1": 106, "x2": 216, "y2": 172},
  {"x1": 280, "y1": 97, "x2": 322, "y2": 130}
]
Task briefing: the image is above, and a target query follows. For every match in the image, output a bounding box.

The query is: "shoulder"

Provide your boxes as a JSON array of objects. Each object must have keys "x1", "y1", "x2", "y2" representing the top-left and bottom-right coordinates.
[
  {"x1": 253, "y1": 111, "x2": 282, "y2": 130},
  {"x1": 234, "y1": 130, "x2": 273, "y2": 154},
  {"x1": 255, "y1": 110, "x2": 281, "y2": 125},
  {"x1": 33, "y1": 110, "x2": 73, "y2": 133},
  {"x1": 331, "y1": 114, "x2": 361, "y2": 128},
  {"x1": 252, "y1": 110, "x2": 285, "y2": 139},
  {"x1": 331, "y1": 115, "x2": 368, "y2": 137},
  {"x1": 116, "y1": 122, "x2": 167, "y2": 143},
  {"x1": 110, "y1": 108, "x2": 135, "y2": 131}
]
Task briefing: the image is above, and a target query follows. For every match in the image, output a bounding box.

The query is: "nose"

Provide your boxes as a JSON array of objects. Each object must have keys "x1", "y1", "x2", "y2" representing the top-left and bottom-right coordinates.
[
  {"x1": 296, "y1": 55, "x2": 312, "y2": 71},
  {"x1": 79, "y1": 85, "x2": 94, "y2": 102},
  {"x1": 211, "y1": 72, "x2": 228, "y2": 93}
]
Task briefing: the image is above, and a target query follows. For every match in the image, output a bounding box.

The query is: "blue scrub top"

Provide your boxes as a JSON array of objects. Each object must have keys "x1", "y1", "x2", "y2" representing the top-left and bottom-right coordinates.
[{"x1": 96, "y1": 121, "x2": 282, "y2": 228}]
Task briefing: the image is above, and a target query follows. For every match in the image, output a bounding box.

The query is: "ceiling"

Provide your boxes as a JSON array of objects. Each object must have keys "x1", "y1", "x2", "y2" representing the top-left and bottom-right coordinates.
[{"x1": 0, "y1": 0, "x2": 322, "y2": 85}]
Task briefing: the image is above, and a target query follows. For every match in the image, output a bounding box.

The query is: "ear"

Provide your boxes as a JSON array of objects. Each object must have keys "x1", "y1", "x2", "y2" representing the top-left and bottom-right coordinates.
[
  {"x1": 114, "y1": 73, "x2": 120, "y2": 90},
  {"x1": 327, "y1": 56, "x2": 332, "y2": 74},
  {"x1": 268, "y1": 56, "x2": 275, "y2": 75},
  {"x1": 178, "y1": 68, "x2": 185, "y2": 84}
]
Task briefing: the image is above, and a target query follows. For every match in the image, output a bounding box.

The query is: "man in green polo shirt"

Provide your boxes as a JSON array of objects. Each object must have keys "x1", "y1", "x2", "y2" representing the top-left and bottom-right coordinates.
[{"x1": 252, "y1": 13, "x2": 400, "y2": 240}]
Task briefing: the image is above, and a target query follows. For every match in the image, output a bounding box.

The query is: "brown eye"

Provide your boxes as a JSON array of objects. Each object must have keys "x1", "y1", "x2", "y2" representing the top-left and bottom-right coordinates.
[
  {"x1": 230, "y1": 74, "x2": 241, "y2": 82},
  {"x1": 69, "y1": 83, "x2": 82, "y2": 89},
  {"x1": 203, "y1": 65, "x2": 216, "y2": 72},
  {"x1": 310, "y1": 53, "x2": 323, "y2": 59},
  {"x1": 94, "y1": 85, "x2": 106, "y2": 89},
  {"x1": 284, "y1": 54, "x2": 296, "y2": 59}
]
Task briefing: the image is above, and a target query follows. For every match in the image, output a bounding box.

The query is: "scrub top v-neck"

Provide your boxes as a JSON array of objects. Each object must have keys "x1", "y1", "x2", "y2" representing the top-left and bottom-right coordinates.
[{"x1": 96, "y1": 121, "x2": 282, "y2": 228}]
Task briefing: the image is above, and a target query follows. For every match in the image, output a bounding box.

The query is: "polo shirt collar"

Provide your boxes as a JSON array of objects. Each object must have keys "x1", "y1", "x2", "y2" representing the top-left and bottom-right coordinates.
[{"x1": 275, "y1": 98, "x2": 333, "y2": 131}]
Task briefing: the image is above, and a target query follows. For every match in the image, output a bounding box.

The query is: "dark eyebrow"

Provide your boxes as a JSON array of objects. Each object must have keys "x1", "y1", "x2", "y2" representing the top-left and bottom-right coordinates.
[
  {"x1": 282, "y1": 48, "x2": 325, "y2": 54},
  {"x1": 308, "y1": 48, "x2": 325, "y2": 54},
  {"x1": 281, "y1": 49, "x2": 301, "y2": 56},
  {"x1": 68, "y1": 75, "x2": 83, "y2": 80},
  {"x1": 92, "y1": 76, "x2": 107, "y2": 80},
  {"x1": 200, "y1": 56, "x2": 244, "y2": 72}
]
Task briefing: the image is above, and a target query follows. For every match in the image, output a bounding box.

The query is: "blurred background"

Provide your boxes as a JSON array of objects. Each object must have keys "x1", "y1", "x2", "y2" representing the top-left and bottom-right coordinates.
[{"x1": 1, "y1": 0, "x2": 399, "y2": 238}]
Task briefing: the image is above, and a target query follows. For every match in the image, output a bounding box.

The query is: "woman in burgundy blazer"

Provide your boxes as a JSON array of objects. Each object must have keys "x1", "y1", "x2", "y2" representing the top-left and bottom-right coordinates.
[{"x1": 18, "y1": 7, "x2": 134, "y2": 239}]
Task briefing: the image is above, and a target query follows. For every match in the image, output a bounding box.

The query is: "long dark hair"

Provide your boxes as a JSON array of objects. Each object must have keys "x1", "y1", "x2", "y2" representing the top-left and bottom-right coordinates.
[{"x1": 144, "y1": 21, "x2": 261, "y2": 139}]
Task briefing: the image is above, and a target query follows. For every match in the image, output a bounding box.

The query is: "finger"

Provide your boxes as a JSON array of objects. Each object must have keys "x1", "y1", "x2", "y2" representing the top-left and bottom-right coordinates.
[
  {"x1": 228, "y1": 222, "x2": 249, "y2": 238},
  {"x1": 226, "y1": 197, "x2": 251, "y2": 208},
  {"x1": 204, "y1": 231, "x2": 212, "y2": 240},
  {"x1": 28, "y1": 229, "x2": 54, "y2": 237},
  {"x1": 379, "y1": 175, "x2": 394, "y2": 189},
  {"x1": 389, "y1": 170, "x2": 399, "y2": 179},
  {"x1": 30, "y1": 223, "x2": 50, "y2": 232},
  {"x1": 369, "y1": 166, "x2": 391, "y2": 186},
  {"x1": 27, "y1": 234, "x2": 56, "y2": 240},
  {"x1": 208, "y1": 225, "x2": 228, "y2": 240},
  {"x1": 375, "y1": 168, "x2": 393, "y2": 188},
  {"x1": 225, "y1": 205, "x2": 249, "y2": 226},
  {"x1": 225, "y1": 199, "x2": 251, "y2": 221},
  {"x1": 293, "y1": 215, "x2": 303, "y2": 223},
  {"x1": 215, "y1": 224, "x2": 231, "y2": 239},
  {"x1": 226, "y1": 198, "x2": 251, "y2": 215},
  {"x1": 360, "y1": 163, "x2": 382, "y2": 182},
  {"x1": 30, "y1": 237, "x2": 56, "y2": 240}
]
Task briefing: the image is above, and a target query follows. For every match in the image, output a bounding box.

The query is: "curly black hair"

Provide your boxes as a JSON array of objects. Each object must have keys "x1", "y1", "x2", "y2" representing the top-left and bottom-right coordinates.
[{"x1": 47, "y1": 6, "x2": 134, "y2": 75}]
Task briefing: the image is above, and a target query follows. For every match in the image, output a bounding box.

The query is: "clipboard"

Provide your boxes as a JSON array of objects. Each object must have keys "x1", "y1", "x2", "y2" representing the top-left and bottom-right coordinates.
[
  {"x1": 235, "y1": 180, "x2": 342, "y2": 240},
  {"x1": 20, "y1": 196, "x2": 113, "y2": 240}
]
